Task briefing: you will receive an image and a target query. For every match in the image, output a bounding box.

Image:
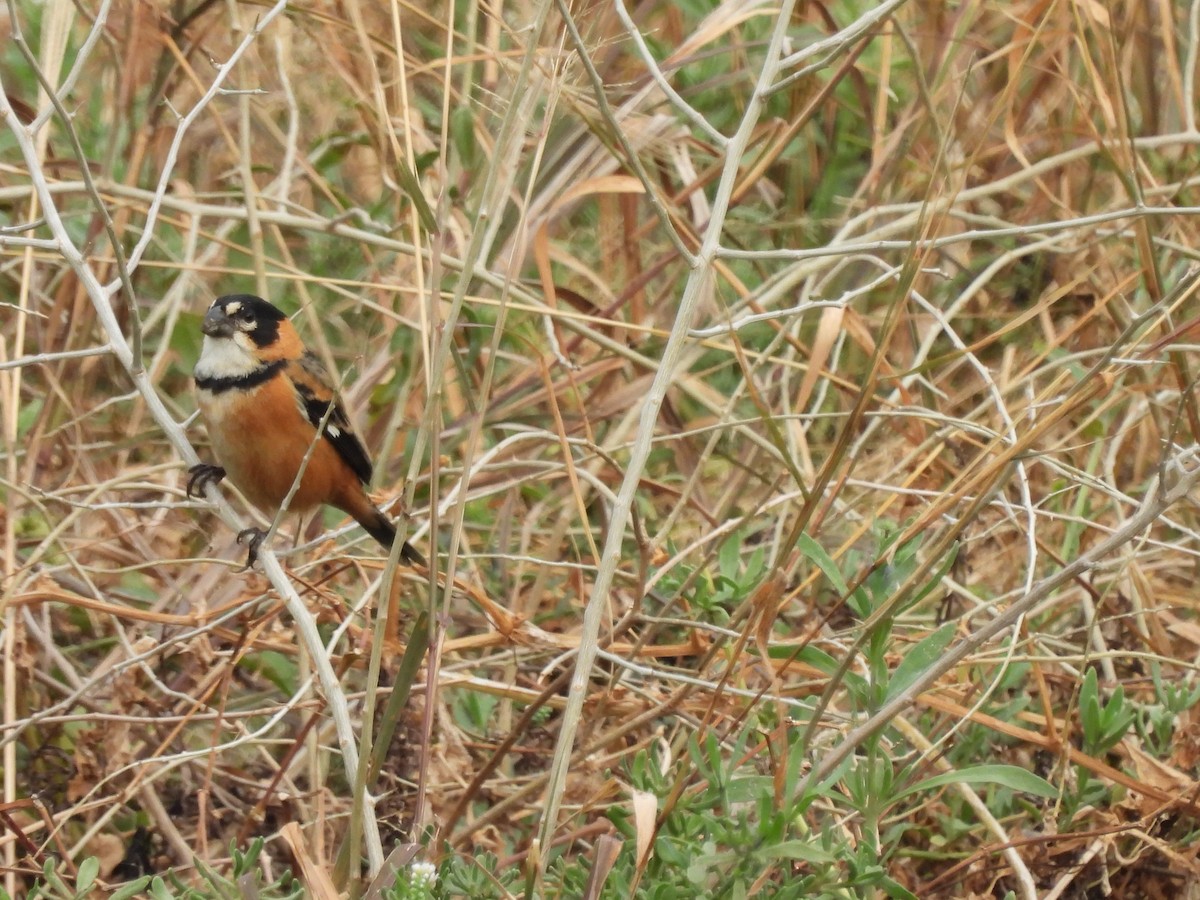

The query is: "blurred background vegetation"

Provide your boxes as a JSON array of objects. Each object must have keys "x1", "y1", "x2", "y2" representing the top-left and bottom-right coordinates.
[{"x1": 4, "y1": 0, "x2": 1200, "y2": 897}]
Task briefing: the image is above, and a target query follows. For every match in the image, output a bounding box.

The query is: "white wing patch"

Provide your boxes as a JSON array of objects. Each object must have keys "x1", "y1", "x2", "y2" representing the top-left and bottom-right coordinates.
[{"x1": 293, "y1": 387, "x2": 310, "y2": 423}]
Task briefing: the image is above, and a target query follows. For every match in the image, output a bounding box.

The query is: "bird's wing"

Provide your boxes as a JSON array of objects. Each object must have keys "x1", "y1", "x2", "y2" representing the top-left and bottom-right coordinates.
[{"x1": 287, "y1": 352, "x2": 374, "y2": 485}]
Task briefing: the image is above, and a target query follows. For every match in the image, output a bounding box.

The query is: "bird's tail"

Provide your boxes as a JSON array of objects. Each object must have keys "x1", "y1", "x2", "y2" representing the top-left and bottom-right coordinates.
[{"x1": 348, "y1": 498, "x2": 425, "y2": 566}]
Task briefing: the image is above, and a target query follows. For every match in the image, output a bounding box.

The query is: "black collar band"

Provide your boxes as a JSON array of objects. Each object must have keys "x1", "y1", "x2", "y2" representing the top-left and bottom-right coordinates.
[{"x1": 195, "y1": 359, "x2": 285, "y2": 394}]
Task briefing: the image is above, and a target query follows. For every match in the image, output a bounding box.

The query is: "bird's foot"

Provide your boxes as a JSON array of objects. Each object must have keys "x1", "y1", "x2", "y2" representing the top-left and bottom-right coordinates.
[
  {"x1": 187, "y1": 464, "x2": 226, "y2": 498},
  {"x1": 237, "y1": 528, "x2": 267, "y2": 569}
]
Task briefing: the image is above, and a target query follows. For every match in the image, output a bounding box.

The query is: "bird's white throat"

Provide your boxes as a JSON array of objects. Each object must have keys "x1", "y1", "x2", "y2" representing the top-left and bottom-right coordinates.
[{"x1": 195, "y1": 333, "x2": 260, "y2": 380}]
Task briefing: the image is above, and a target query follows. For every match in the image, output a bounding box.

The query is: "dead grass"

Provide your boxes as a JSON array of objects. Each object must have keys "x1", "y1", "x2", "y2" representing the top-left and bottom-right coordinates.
[{"x1": 5, "y1": 0, "x2": 1200, "y2": 896}]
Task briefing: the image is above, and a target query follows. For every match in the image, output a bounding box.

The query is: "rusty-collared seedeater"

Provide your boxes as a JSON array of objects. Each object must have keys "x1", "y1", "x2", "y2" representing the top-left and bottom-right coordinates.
[{"x1": 187, "y1": 293, "x2": 422, "y2": 567}]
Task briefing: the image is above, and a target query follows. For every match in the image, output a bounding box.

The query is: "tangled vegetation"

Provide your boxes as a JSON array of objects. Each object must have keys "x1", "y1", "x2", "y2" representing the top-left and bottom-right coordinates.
[{"x1": 4, "y1": 1, "x2": 1200, "y2": 897}]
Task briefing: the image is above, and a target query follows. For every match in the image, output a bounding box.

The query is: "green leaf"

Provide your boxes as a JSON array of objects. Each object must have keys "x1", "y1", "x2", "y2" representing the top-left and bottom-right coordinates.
[
  {"x1": 76, "y1": 856, "x2": 99, "y2": 893},
  {"x1": 238, "y1": 650, "x2": 298, "y2": 694},
  {"x1": 393, "y1": 155, "x2": 437, "y2": 234},
  {"x1": 450, "y1": 104, "x2": 477, "y2": 170},
  {"x1": 40, "y1": 858, "x2": 70, "y2": 894},
  {"x1": 886, "y1": 622, "x2": 956, "y2": 702},
  {"x1": 897, "y1": 765, "x2": 1057, "y2": 801},
  {"x1": 719, "y1": 531, "x2": 742, "y2": 578},
  {"x1": 755, "y1": 839, "x2": 837, "y2": 864},
  {"x1": 725, "y1": 775, "x2": 773, "y2": 803},
  {"x1": 796, "y1": 533, "x2": 848, "y2": 593},
  {"x1": 909, "y1": 542, "x2": 959, "y2": 608},
  {"x1": 18, "y1": 397, "x2": 43, "y2": 438},
  {"x1": 880, "y1": 874, "x2": 920, "y2": 900},
  {"x1": 1079, "y1": 668, "x2": 1133, "y2": 754},
  {"x1": 778, "y1": 642, "x2": 838, "y2": 671},
  {"x1": 111, "y1": 877, "x2": 154, "y2": 900}
]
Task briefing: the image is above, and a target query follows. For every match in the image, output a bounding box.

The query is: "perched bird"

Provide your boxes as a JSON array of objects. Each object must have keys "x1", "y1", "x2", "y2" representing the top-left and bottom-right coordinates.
[{"x1": 187, "y1": 293, "x2": 423, "y2": 567}]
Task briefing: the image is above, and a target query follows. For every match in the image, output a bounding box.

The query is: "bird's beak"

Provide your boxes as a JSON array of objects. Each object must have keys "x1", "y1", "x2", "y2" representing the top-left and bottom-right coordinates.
[{"x1": 201, "y1": 306, "x2": 234, "y2": 338}]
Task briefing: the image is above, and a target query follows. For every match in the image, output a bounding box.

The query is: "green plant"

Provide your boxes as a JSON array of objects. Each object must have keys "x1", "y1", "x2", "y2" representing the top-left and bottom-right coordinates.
[
  {"x1": 12, "y1": 840, "x2": 300, "y2": 900},
  {"x1": 15, "y1": 857, "x2": 148, "y2": 900},
  {"x1": 437, "y1": 851, "x2": 518, "y2": 899},
  {"x1": 382, "y1": 860, "x2": 439, "y2": 900},
  {"x1": 1078, "y1": 667, "x2": 1135, "y2": 757},
  {"x1": 1139, "y1": 664, "x2": 1200, "y2": 755}
]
